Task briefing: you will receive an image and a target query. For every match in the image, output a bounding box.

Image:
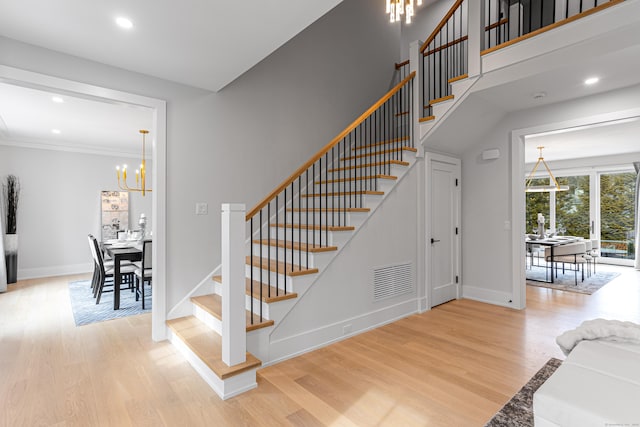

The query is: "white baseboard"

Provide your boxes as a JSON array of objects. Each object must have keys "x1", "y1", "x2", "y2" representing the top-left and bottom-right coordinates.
[
  {"x1": 266, "y1": 298, "x2": 418, "y2": 366},
  {"x1": 461, "y1": 285, "x2": 518, "y2": 309},
  {"x1": 19, "y1": 263, "x2": 92, "y2": 280},
  {"x1": 167, "y1": 266, "x2": 219, "y2": 320}
]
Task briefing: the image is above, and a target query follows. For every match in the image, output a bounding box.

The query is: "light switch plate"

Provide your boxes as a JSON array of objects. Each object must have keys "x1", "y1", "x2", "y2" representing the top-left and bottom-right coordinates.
[{"x1": 195, "y1": 202, "x2": 208, "y2": 215}]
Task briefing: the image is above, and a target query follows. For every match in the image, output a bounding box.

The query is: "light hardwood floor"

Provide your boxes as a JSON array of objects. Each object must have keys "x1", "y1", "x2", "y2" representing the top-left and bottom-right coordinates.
[{"x1": 1, "y1": 267, "x2": 638, "y2": 426}]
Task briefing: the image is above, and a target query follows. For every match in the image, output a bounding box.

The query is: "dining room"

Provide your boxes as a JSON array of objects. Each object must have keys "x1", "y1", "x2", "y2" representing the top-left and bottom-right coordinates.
[
  {"x1": 0, "y1": 79, "x2": 155, "y2": 323},
  {"x1": 523, "y1": 117, "x2": 640, "y2": 295}
]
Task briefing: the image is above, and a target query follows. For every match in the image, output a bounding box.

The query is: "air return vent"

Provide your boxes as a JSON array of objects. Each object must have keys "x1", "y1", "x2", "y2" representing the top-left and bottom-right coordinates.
[{"x1": 373, "y1": 262, "x2": 413, "y2": 301}]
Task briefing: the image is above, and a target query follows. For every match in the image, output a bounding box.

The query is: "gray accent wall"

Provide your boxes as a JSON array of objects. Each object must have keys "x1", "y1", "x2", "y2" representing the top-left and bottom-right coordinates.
[{"x1": 0, "y1": 0, "x2": 400, "y2": 309}]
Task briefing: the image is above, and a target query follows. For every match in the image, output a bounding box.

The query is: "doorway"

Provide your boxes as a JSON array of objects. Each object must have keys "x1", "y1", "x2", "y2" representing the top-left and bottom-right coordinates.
[
  {"x1": 0, "y1": 65, "x2": 168, "y2": 341},
  {"x1": 426, "y1": 153, "x2": 461, "y2": 308}
]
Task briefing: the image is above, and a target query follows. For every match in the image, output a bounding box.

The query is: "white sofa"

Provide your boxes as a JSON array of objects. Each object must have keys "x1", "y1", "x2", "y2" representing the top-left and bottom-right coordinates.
[{"x1": 533, "y1": 340, "x2": 640, "y2": 426}]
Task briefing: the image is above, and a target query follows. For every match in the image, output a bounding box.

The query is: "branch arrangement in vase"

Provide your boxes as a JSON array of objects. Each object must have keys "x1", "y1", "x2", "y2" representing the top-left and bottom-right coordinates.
[{"x1": 2, "y1": 175, "x2": 20, "y2": 234}]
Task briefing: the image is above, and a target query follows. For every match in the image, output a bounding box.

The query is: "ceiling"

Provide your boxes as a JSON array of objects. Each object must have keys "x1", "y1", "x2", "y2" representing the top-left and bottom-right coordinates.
[
  {"x1": 0, "y1": 0, "x2": 343, "y2": 154},
  {"x1": 525, "y1": 117, "x2": 640, "y2": 163},
  {"x1": 0, "y1": 0, "x2": 343, "y2": 92}
]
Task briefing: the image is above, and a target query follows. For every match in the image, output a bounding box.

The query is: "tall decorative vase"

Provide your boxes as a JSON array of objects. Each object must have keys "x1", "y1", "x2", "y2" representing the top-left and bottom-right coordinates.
[{"x1": 4, "y1": 234, "x2": 18, "y2": 284}]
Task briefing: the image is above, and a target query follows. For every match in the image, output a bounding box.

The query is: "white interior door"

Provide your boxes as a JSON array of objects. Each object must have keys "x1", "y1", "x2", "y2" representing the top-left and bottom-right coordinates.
[{"x1": 427, "y1": 156, "x2": 460, "y2": 308}]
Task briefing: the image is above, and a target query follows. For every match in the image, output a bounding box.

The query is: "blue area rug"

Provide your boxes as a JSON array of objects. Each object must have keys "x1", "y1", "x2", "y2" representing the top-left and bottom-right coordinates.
[{"x1": 68, "y1": 279, "x2": 151, "y2": 326}]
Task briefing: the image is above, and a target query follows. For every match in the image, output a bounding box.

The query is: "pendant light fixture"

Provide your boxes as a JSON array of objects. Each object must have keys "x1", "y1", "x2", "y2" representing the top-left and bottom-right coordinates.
[
  {"x1": 386, "y1": 0, "x2": 423, "y2": 24},
  {"x1": 116, "y1": 130, "x2": 152, "y2": 196},
  {"x1": 525, "y1": 146, "x2": 569, "y2": 192}
]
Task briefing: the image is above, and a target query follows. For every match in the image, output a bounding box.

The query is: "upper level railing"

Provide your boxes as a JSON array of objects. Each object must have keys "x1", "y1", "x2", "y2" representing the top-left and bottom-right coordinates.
[
  {"x1": 244, "y1": 72, "x2": 415, "y2": 324},
  {"x1": 420, "y1": 0, "x2": 468, "y2": 119},
  {"x1": 483, "y1": 0, "x2": 624, "y2": 53}
]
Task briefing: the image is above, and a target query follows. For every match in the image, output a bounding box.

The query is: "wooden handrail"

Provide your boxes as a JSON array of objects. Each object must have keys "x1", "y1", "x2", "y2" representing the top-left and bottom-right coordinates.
[
  {"x1": 420, "y1": 0, "x2": 464, "y2": 53},
  {"x1": 481, "y1": 0, "x2": 624, "y2": 56},
  {"x1": 423, "y1": 35, "x2": 468, "y2": 57},
  {"x1": 246, "y1": 71, "x2": 416, "y2": 221},
  {"x1": 395, "y1": 59, "x2": 410, "y2": 69},
  {"x1": 485, "y1": 18, "x2": 509, "y2": 31}
]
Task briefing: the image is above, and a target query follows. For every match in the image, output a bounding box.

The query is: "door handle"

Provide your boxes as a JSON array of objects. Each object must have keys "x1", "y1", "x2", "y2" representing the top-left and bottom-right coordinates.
[{"x1": 431, "y1": 238, "x2": 440, "y2": 244}]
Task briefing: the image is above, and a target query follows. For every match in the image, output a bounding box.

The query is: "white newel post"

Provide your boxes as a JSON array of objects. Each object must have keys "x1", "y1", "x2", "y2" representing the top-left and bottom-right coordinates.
[
  {"x1": 467, "y1": 0, "x2": 483, "y2": 78},
  {"x1": 221, "y1": 203, "x2": 247, "y2": 366},
  {"x1": 410, "y1": 39, "x2": 424, "y2": 157}
]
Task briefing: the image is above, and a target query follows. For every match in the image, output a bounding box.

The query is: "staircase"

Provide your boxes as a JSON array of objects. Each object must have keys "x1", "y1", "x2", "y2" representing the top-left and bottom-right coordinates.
[{"x1": 166, "y1": 0, "x2": 625, "y2": 400}]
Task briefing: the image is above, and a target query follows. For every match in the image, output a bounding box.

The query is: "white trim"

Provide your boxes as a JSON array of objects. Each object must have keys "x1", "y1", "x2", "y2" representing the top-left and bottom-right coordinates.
[
  {"x1": 462, "y1": 285, "x2": 513, "y2": 308},
  {"x1": 424, "y1": 151, "x2": 461, "y2": 309},
  {"x1": 511, "y1": 107, "x2": 640, "y2": 309},
  {"x1": 18, "y1": 263, "x2": 93, "y2": 280},
  {"x1": 0, "y1": 136, "x2": 139, "y2": 158},
  {"x1": 267, "y1": 298, "x2": 418, "y2": 367},
  {"x1": 0, "y1": 65, "x2": 168, "y2": 341}
]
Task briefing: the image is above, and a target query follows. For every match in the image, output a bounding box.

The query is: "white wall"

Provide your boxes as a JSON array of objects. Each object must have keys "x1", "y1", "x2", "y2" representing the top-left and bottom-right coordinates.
[
  {"x1": 269, "y1": 161, "x2": 423, "y2": 362},
  {"x1": 0, "y1": 0, "x2": 401, "y2": 310},
  {"x1": 460, "y1": 84, "x2": 640, "y2": 305},
  {"x1": 0, "y1": 144, "x2": 151, "y2": 278}
]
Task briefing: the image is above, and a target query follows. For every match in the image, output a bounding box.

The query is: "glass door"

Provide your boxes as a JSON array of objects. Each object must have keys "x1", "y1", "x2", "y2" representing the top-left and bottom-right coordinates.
[{"x1": 599, "y1": 171, "x2": 637, "y2": 265}]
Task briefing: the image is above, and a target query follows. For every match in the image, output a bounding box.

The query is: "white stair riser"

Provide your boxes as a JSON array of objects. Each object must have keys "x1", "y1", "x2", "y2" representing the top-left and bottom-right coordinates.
[
  {"x1": 313, "y1": 179, "x2": 395, "y2": 194},
  {"x1": 245, "y1": 265, "x2": 298, "y2": 290},
  {"x1": 250, "y1": 244, "x2": 335, "y2": 270},
  {"x1": 284, "y1": 210, "x2": 368, "y2": 226},
  {"x1": 244, "y1": 294, "x2": 270, "y2": 319},
  {"x1": 193, "y1": 303, "x2": 222, "y2": 335},
  {"x1": 431, "y1": 99, "x2": 455, "y2": 118},
  {"x1": 340, "y1": 152, "x2": 413, "y2": 164},
  {"x1": 298, "y1": 194, "x2": 383, "y2": 210},
  {"x1": 351, "y1": 143, "x2": 413, "y2": 156},
  {"x1": 270, "y1": 226, "x2": 355, "y2": 245}
]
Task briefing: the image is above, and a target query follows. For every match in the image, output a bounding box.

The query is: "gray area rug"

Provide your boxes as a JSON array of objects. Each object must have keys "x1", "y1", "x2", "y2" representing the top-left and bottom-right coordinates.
[
  {"x1": 484, "y1": 358, "x2": 562, "y2": 427},
  {"x1": 526, "y1": 266, "x2": 620, "y2": 294},
  {"x1": 68, "y1": 279, "x2": 151, "y2": 326}
]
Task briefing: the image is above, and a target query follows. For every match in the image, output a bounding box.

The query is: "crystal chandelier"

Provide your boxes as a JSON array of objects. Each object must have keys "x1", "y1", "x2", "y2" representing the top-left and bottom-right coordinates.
[
  {"x1": 116, "y1": 130, "x2": 152, "y2": 196},
  {"x1": 387, "y1": 0, "x2": 423, "y2": 24}
]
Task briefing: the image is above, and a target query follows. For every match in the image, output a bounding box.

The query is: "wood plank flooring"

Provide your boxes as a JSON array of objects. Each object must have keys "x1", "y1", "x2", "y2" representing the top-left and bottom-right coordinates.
[{"x1": 0, "y1": 266, "x2": 638, "y2": 426}]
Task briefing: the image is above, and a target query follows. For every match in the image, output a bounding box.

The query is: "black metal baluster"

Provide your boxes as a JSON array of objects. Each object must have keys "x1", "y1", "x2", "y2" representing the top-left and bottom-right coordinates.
[
  {"x1": 250, "y1": 217, "x2": 254, "y2": 324},
  {"x1": 298, "y1": 176, "x2": 301, "y2": 271},
  {"x1": 274, "y1": 196, "x2": 278, "y2": 298},
  {"x1": 305, "y1": 170, "x2": 309, "y2": 268}
]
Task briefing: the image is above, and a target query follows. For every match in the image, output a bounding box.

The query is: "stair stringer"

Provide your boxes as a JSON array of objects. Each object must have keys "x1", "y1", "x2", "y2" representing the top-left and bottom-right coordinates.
[
  {"x1": 263, "y1": 158, "x2": 424, "y2": 366},
  {"x1": 419, "y1": 75, "x2": 480, "y2": 142}
]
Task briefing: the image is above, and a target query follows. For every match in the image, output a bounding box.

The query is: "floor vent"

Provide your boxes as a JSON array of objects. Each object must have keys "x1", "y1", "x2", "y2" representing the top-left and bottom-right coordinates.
[{"x1": 373, "y1": 262, "x2": 413, "y2": 301}]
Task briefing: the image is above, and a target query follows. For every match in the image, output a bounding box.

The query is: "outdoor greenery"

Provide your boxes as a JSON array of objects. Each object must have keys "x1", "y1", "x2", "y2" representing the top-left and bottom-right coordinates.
[
  {"x1": 525, "y1": 171, "x2": 637, "y2": 259},
  {"x1": 601, "y1": 172, "x2": 636, "y2": 258}
]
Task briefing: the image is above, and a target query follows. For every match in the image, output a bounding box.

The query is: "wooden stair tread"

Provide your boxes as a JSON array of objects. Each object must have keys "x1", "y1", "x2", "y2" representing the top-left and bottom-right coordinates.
[
  {"x1": 428, "y1": 94, "x2": 454, "y2": 106},
  {"x1": 395, "y1": 111, "x2": 409, "y2": 117},
  {"x1": 328, "y1": 160, "x2": 409, "y2": 173},
  {"x1": 253, "y1": 240, "x2": 338, "y2": 253},
  {"x1": 246, "y1": 256, "x2": 319, "y2": 277},
  {"x1": 191, "y1": 294, "x2": 275, "y2": 331},
  {"x1": 301, "y1": 190, "x2": 384, "y2": 198},
  {"x1": 419, "y1": 115, "x2": 435, "y2": 122},
  {"x1": 353, "y1": 137, "x2": 410, "y2": 151},
  {"x1": 166, "y1": 316, "x2": 262, "y2": 379},
  {"x1": 212, "y1": 276, "x2": 297, "y2": 303},
  {"x1": 288, "y1": 207, "x2": 370, "y2": 213},
  {"x1": 341, "y1": 147, "x2": 417, "y2": 161},
  {"x1": 315, "y1": 174, "x2": 397, "y2": 184},
  {"x1": 448, "y1": 73, "x2": 468, "y2": 83},
  {"x1": 273, "y1": 223, "x2": 355, "y2": 232}
]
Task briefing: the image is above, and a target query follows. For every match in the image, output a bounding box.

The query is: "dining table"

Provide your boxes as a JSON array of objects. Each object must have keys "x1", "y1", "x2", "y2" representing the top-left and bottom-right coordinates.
[
  {"x1": 103, "y1": 241, "x2": 143, "y2": 310},
  {"x1": 525, "y1": 236, "x2": 578, "y2": 283}
]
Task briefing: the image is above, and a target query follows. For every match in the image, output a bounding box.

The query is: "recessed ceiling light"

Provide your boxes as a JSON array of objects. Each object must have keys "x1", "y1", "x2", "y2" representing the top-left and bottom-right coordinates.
[
  {"x1": 115, "y1": 17, "x2": 133, "y2": 29},
  {"x1": 584, "y1": 77, "x2": 599, "y2": 85},
  {"x1": 532, "y1": 92, "x2": 547, "y2": 100},
  {"x1": 51, "y1": 96, "x2": 64, "y2": 103},
  {"x1": 51, "y1": 129, "x2": 61, "y2": 134}
]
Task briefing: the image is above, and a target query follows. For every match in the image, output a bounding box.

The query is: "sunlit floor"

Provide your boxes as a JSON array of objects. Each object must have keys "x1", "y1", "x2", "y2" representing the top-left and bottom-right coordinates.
[{"x1": 0, "y1": 266, "x2": 638, "y2": 426}]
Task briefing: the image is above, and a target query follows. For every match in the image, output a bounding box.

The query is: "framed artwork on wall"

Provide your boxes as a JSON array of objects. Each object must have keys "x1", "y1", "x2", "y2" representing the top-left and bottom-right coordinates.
[{"x1": 101, "y1": 191, "x2": 129, "y2": 240}]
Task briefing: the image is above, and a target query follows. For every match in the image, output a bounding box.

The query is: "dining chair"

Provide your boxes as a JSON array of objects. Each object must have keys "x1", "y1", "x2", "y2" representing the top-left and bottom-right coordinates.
[
  {"x1": 92, "y1": 236, "x2": 136, "y2": 304},
  {"x1": 590, "y1": 239, "x2": 600, "y2": 273},
  {"x1": 545, "y1": 242, "x2": 587, "y2": 286},
  {"x1": 134, "y1": 239, "x2": 152, "y2": 309}
]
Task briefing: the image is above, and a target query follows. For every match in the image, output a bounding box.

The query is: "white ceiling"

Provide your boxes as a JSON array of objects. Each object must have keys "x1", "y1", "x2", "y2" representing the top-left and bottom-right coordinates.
[
  {"x1": 0, "y1": 0, "x2": 343, "y2": 92},
  {"x1": 525, "y1": 117, "x2": 640, "y2": 163},
  {"x1": 0, "y1": 0, "x2": 343, "y2": 154},
  {"x1": 0, "y1": 82, "x2": 153, "y2": 156}
]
